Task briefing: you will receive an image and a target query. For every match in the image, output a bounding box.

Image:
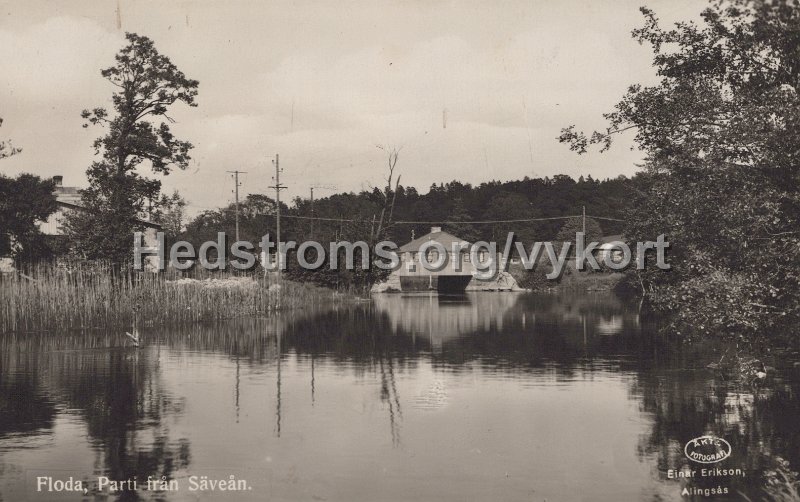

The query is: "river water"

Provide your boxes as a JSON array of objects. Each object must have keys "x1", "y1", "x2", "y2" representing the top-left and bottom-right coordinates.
[{"x1": 1, "y1": 292, "x2": 799, "y2": 501}]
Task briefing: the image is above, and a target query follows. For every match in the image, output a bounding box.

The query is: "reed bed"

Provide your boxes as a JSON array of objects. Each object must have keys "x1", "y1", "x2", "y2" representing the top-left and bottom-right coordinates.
[{"x1": 0, "y1": 264, "x2": 345, "y2": 334}]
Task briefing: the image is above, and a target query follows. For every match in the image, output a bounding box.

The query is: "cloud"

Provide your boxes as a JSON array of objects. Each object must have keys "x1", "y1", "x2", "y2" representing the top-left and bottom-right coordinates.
[
  {"x1": 0, "y1": 0, "x2": 684, "y2": 214},
  {"x1": 0, "y1": 17, "x2": 123, "y2": 184},
  {"x1": 0, "y1": 16, "x2": 122, "y2": 104}
]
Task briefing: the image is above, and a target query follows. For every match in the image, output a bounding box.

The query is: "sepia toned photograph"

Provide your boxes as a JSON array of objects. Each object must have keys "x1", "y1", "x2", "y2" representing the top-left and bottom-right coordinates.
[{"x1": 1, "y1": 0, "x2": 799, "y2": 500}]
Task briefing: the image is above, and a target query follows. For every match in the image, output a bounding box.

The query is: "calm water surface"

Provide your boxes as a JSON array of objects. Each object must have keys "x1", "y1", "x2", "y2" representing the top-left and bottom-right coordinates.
[{"x1": 1, "y1": 292, "x2": 799, "y2": 501}]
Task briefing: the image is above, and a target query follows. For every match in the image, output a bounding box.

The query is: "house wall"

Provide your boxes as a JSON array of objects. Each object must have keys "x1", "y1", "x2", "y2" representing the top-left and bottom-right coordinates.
[
  {"x1": 39, "y1": 207, "x2": 69, "y2": 235},
  {"x1": 373, "y1": 250, "x2": 520, "y2": 293},
  {"x1": 398, "y1": 251, "x2": 477, "y2": 277},
  {"x1": 38, "y1": 206, "x2": 160, "y2": 244},
  {"x1": 0, "y1": 257, "x2": 14, "y2": 274}
]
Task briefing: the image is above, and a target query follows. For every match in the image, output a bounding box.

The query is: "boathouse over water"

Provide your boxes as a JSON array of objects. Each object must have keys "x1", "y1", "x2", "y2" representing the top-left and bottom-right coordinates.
[{"x1": 372, "y1": 226, "x2": 521, "y2": 294}]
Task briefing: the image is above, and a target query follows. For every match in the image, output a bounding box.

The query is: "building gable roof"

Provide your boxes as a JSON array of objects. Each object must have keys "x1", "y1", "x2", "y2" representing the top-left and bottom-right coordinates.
[
  {"x1": 56, "y1": 200, "x2": 162, "y2": 229},
  {"x1": 48, "y1": 185, "x2": 82, "y2": 207},
  {"x1": 399, "y1": 230, "x2": 470, "y2": 253}
]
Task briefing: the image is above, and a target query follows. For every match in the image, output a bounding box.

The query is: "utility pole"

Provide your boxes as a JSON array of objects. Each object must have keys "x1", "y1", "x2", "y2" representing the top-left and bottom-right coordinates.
[
  {"x1": 227, "y1": 170, "x2": 247, "y2": 242},
  {"x1": 582, "y1": 205, "x2": 586, "y2": 234},
  {"x1": 269, "y1": 155, "x2": 286, "y2": 283},
  {"x1": 310, "y1": 187, "x2": 314, "y2": 240}
]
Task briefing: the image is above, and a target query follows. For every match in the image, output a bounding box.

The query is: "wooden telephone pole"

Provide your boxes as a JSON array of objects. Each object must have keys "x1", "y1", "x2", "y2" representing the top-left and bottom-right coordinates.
[
  {"x1": 269, "y1": 155, "x2": 286, "y2": 282},
  {"x1": 582, "y1": 205, "x2": 586, "y2": 234},
  {"x1": 310, "y1": 187, "x2": 315, "y2": 240},
  {"x1": 227, "y1": 170, "x2": 247, "y2": 242}
]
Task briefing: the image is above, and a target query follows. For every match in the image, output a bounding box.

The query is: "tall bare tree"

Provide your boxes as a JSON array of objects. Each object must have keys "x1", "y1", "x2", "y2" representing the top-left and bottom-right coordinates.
[
  {"x1": 374, "y1": 144, "x2": 402, "y2": 242},
  {"x1": 0, "y1": 117, "x2": 21, "y2": 160}
]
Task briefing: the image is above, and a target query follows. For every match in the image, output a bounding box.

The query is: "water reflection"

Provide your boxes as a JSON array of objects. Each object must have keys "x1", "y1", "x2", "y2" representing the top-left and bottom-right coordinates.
[
  {"x1": 0, "y1": 335, "x2": 189, "y2": 501},
  {"x1": 633, "y1": 357, "x2": 800, "y2": 498},
  {"x1": 372, "y1": 293, "x2": 521, "y2": 348},
  {"x1": 0, "y1": 292, "x2": 798, "y2": 501}
]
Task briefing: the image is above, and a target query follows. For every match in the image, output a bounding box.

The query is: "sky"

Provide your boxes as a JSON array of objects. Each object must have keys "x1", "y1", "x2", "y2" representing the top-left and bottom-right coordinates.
[{"x1": 0, "y1": 0, "x2": 703, "y2": 215}]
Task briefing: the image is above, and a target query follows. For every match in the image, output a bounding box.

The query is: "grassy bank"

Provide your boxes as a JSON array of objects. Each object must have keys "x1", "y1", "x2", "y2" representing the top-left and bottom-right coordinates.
[{"x1": 0, "y1": 265, "x2": 345, "y2": 334}]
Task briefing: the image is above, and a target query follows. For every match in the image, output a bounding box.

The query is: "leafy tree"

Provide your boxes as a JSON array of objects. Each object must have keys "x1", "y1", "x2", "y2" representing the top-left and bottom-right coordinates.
[
  {"x1": 151, "y1": 190, "x2": 187, "y2": 249},
  {"x1": 0, "y1": 174, "x2": 57, "y2": 262},
  {"x1": 444, "y1": 197, "x2": 479, "y2": 242},
  {"x1": 485, "y1": 192, "x2": 538, "y2": 244},
  {"x1": 555, "y1": 217, "x2": 603, "y2": 244},
  {"x1": 66, "y1": 32, "x2": 198, "y2": 266},
  {"x1": 183, "y1": 194, "x2": 282, "y2": 248},
  {"x1": 560, "y1": 0, "x2": 800, "y2": 341}
]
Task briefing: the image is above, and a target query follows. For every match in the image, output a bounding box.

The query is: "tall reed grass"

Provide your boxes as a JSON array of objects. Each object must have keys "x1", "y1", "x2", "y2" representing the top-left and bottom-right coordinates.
[{"x1": 0, "y1": 264, "x2": 345, "y2": 334}]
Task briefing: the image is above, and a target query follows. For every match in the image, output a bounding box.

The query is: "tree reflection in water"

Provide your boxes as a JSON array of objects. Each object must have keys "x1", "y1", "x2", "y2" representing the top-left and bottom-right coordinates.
[
  {"x1": 151, "y1": 292, "x2": 800, "y2": 500},
  {"x1": 632, "y1": 348, "x2": 800, "y2": 499},
  {"x1": 0, "y1": 333, "x2": 190, "y2": 501},
  {"x1": 2, "y1": 292, "x2": 799, "y2": 500}
]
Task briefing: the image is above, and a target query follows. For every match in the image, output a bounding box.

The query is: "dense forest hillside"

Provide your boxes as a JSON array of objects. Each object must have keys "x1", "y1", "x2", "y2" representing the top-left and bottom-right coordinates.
[{"x1": 182, "y1": 173, "x2": 644, "y2": 248}]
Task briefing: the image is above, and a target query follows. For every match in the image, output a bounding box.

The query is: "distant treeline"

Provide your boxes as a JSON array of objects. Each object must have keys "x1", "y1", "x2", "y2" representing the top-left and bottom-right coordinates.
[{"x1": 182, "y1": 173, "x2": 642, "y2": 248}]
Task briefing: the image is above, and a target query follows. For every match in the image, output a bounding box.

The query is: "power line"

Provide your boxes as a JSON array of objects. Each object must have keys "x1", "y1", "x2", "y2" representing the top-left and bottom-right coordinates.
[
  {"x1": 392, "y1": 216, "x2": 583, "y2": 225},
  {"x1": 587, "y1": 215, "x2": 626, "y2": 222},
  {"x1": 263, "y1": 214, "x2": 586, "y2": 224},
  {"x1": 183, "y1": 206, "x2": 625, "y2": 225},
  {"x1": 309, "y1": 184, "x2": 337, "y2": 239}
]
